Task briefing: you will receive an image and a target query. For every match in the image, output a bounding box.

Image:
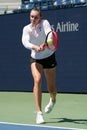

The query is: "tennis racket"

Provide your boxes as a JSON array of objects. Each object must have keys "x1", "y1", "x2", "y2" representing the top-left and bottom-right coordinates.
[{"x1": 43, "y1": 30, "x2": 59, "y2": 51}]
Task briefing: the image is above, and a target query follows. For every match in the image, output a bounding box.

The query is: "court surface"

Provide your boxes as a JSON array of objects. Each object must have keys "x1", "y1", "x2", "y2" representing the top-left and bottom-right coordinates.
[{"x1": 0, "y1": 92, "x2": 87, "y2": 130}]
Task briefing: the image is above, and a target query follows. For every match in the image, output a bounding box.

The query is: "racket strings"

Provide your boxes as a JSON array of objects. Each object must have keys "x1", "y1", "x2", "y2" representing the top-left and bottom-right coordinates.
[
  {"x1": 44, "y1": 30, "x2": 59, "y2": 51},
  {"x1": 48, "y1": 31, "x2": 58, "y2": 50}
]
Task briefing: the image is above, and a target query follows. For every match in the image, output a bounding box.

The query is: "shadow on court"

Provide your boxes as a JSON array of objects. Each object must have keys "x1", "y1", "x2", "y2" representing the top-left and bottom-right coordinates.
[{"x1": 46, "y1": 117, "x2": 87, "y2": 125}]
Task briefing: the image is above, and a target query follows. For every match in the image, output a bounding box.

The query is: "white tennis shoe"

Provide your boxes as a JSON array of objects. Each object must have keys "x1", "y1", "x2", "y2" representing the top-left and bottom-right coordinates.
[
  {"x1": 44, "y1": 98, "x2": 56, "y2": 113},
  {"x1": 36, "y1": 111, "x2": 45, "y2": 124}
]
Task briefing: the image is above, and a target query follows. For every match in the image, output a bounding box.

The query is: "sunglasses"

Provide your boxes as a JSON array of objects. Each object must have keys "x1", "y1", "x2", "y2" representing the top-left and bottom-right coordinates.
[{"x1": 30, "y1": 15, "x2": 39, "y2": 20}]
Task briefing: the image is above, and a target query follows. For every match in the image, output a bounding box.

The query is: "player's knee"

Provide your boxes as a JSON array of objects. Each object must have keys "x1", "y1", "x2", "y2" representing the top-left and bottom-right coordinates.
[{"x1": 34, "y1": 76, "x2": 42, "y2": 85}]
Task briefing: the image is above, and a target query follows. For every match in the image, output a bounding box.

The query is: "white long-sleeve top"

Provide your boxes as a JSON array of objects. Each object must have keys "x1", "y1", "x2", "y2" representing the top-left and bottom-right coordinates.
[{"x1": 22, "y1": 19, "x2": 54, "y2": 59}]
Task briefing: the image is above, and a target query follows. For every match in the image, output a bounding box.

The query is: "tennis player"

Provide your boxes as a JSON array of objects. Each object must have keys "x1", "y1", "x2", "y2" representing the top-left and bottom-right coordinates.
[{"x1": 22, "y1": 8, "x2": 57, "y2": 124}]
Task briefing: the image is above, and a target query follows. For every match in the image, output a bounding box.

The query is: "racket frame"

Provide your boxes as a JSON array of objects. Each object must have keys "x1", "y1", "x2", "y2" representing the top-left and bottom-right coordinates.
[{"x1": 43, "y1": 30, "x2": 59, "y2": 50}]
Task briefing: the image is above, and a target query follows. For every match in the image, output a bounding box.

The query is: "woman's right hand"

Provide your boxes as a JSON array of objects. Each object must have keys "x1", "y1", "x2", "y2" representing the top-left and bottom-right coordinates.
[{"x1": 32, "y1": 45, "x2": 44, "y2": 52}]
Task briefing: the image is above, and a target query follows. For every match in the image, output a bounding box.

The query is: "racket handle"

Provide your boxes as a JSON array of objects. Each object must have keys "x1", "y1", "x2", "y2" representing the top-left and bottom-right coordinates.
[{"x1": 43, "y1": 44, "x2": 47, "y2": 49}]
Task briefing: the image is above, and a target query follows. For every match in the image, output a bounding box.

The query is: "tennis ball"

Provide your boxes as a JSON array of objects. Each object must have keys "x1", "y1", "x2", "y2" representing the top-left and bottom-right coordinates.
[{"x1": 47, "y1": 39, "x2": 53, "y2": 45}]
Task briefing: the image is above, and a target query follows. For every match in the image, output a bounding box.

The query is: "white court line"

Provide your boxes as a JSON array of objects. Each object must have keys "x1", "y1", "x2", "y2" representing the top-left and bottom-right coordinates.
[{"x1": 0, "y1": 121, "x2": 86, "y2": 130}]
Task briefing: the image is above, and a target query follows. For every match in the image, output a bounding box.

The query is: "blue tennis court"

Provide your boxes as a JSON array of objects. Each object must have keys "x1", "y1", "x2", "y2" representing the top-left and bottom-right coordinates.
[{"x1": 0, "y1": 122, "x2": 85, "y2": 130}]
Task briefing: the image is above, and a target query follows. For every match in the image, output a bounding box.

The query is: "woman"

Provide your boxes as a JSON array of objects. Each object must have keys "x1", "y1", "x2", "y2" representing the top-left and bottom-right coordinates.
[{"x1": 22, "y1": 8, "x2": 57, "y2": 124}]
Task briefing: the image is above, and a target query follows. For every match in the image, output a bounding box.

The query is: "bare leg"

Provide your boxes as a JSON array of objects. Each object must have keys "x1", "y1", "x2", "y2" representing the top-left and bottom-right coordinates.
[
  {"x1": 31, "y1": 62, "x2": 45, "y2": 124},
  {"x1": 31, "y1": 62, "x2": 43, "y2": 112},
  {"x1": 44, "y1": 67, "x2": 57, "y2": 101},
  {"x1": 44, "y1": 67, "x2": 57, "y2": 113}
]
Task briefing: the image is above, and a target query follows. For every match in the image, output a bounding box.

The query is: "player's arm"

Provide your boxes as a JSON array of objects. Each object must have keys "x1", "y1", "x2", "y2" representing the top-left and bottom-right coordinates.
[
  {"x1": 22, "y1": 27, "x2": 44, "y2": 52},
  {"x1": 43, "y1": 20, "x2": 52, "y2": 36},
  {"x1": 22, "y1": 27, "x2": 33, "y2": 50}
]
